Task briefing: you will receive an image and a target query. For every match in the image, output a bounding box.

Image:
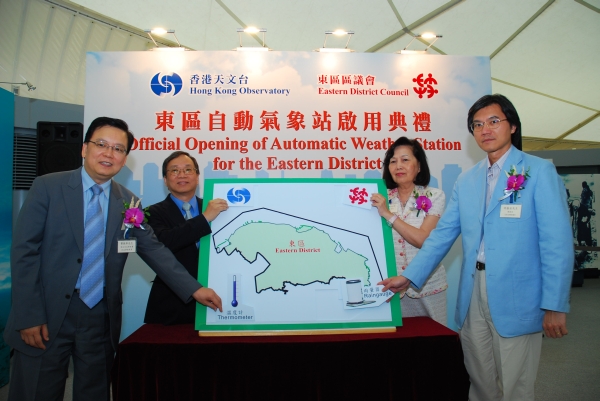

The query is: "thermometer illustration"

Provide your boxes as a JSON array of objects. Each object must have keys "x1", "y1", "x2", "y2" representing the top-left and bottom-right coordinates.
[{"x1": 231, "y1": 275, "x2": 238, "y2": 307}]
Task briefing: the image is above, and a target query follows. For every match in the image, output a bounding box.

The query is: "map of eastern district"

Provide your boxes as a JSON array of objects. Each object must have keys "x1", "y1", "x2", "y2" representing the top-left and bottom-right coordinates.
[
  {"x1": 201, "y1": 183, "x2": 400, "y2": 331},
  {"x1": 220, "y1": 222, "x2": 371, "y2": 293}
]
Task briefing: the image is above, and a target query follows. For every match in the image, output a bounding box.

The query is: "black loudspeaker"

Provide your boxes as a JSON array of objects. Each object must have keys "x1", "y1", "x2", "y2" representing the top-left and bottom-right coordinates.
[{"x1": 37, "y1": 121, "x2": 84, "y2": 176}]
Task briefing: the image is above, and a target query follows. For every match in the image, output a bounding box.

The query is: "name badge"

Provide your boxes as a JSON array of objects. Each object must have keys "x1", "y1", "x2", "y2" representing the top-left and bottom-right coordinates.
[
  {"x1": 500, "y1": 204, "x2": 522, "y2": 218},
  {"x1": 389, "y1": 203, "x2": 399, "y2": 214},
  {"x1": 118, "y1": 239, "x2": 137, "y2": 253}
]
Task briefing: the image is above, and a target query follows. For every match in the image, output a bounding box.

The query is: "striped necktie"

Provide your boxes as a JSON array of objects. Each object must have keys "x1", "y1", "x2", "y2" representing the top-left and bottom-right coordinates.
[{"x1": 80, "y1": 184, "x2": 105, "y2": 308}]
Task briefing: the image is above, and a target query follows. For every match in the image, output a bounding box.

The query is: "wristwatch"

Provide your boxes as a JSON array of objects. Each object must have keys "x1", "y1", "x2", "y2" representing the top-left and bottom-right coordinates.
[{"x1": 386, "y1": 214, "x2": 398, "y2": 227}]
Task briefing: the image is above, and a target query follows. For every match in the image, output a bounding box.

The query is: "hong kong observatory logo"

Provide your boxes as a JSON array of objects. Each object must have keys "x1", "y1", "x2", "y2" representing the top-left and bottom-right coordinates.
[
  {"x1": 412, "y1": 73, "x2": 439, "y2": 99},
  {"x1": 150, "y1": 72, "x2": 183, "y2": 97},
  {"x1": 227, "y1": 187, "x2": 252, "y2": 205}
]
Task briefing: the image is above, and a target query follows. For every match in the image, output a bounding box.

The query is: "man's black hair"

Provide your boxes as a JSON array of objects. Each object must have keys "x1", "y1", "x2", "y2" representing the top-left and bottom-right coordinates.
[{"x1": 467, "y1": 94, "x2": 522, "y2": 151}]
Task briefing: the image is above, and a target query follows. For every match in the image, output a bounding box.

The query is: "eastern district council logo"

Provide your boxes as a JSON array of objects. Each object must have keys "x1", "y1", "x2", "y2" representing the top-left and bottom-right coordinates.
[
  {"x1": 227, "y1": 188, "x2": 251, "y2": 205},
  {"x1": 150, "y1": 72, "x2": 183, "y2": 96},
  {"x1": 412, "y1": 73, "x2": 439, "y2": 99}
]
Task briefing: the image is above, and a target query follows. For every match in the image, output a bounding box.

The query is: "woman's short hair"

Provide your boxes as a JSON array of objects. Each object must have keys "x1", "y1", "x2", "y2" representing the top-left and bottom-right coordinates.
[{"x1": 382, "y1": 136, "x2": 431, "y2": 189}]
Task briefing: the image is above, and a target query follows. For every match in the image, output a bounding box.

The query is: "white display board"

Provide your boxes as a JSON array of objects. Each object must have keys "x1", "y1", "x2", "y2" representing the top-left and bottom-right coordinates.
[
  {"x1": 197, "y1": 179, "x2": 401, "y2": 332},
  {"x1": 84, "y1": 51, "x2": 490, "y2": 337}
]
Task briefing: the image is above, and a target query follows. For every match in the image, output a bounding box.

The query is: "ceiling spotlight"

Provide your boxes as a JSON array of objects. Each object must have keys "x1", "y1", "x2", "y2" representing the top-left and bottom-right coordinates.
[
  {"x1": 398, "y1": 33, "x2": 442, "y2": 54},
  {"x1": 150, "y1": 28, "x2": 168, "y2": 35},
  {"x1": 145, "y1": 28, "x2": 186, "y2": 51},
  {"x1": 314, "y1": 30, "x2": 355, "y2": 53},
  {"x1": 242, "y1": 27, "x2": 261, "y2": 34},
  {"x1": 234, "y1": 27, "x2": 271, "y2": 51},
  {"x1": 420, "y1": 32, "x2": 437, "y2": 40}
]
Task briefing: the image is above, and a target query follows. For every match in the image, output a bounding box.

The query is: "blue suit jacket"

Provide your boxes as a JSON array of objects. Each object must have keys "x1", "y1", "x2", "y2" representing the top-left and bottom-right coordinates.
[{"x1": 403, "y1": 147, "x2": 573, "y2": 337}]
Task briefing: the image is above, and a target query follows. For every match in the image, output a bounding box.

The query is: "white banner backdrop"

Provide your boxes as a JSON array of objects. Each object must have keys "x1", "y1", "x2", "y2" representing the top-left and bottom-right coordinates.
[{"x1": 85, "y1": 51, "x2": 490, "y2": 337}]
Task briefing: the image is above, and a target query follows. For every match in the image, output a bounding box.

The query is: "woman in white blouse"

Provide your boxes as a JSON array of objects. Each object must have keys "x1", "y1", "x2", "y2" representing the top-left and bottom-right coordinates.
[{"x1": 371, "y1": 136, "x2": 448, "y2": 326}]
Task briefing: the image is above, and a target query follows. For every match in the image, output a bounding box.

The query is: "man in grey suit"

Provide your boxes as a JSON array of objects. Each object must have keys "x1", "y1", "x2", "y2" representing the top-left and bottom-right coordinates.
[{"x1": 5, "y1": 117, "x2": 223, "y2": 401}]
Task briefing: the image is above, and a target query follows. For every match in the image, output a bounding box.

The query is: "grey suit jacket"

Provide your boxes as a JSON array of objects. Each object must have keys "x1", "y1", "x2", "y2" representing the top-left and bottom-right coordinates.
[{"x1": 5, "y1": 167, "x2": 202, "y2": 356}]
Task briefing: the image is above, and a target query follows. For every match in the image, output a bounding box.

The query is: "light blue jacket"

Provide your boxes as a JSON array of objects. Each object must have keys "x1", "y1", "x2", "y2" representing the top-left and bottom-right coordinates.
[{"x1": 403, "y1": 146, "x2": 573, "y2": 337}]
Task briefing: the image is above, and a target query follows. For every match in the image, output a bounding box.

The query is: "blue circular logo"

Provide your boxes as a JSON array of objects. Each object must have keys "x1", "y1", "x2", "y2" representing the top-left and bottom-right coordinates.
[
  {"x1": 150, "y1": 72, "x2": 183, "y2": 96},
  {"x1": 227, "y1": 188, "x2": 251, "y2": 204}
]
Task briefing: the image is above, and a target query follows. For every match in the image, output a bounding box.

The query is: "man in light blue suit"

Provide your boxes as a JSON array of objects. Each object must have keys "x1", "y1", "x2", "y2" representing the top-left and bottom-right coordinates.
[{"x1": 380, "y1": 94, "x2": 573, "y2": 401}]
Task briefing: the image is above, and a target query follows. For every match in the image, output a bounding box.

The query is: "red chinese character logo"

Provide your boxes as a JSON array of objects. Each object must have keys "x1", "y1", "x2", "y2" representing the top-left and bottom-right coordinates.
[
  {"x1": 155, "y1": 111, "x2": 174, "y2": 131},
  {"x1": 287, "y1": 111, "x2": 305, "y2": 131},
  {"x1": 412, "y1": 73, "x2": 439, "y2": 99},
  {"x1": 234, "y1": 110, "x2": 253, "y2": 131},
  {"x1": 209, "y1": 111, "x2": 226, "y2": 131},
  {"x1": 312, "y1": 111, "x2": 331, "y2": 131},
  {"x1": 349, "y1": 187, "x2": 368, "y2": 205},
  {"x1": 260, "y1": 111, "x2": 280, "y2": 131},
  {"x1": 338, "y1": 111, "x2": 357, "y2": 131},
  {"x1": 413, "y1": 112, "x2": 432, "y2": 132},
  {"x1": 182, "y1": 111, "x2": 201, "y2": 131},
  {"x1": 389, "y1": 112, "x2": 408, "y2": 132},
  {"x1": 364, "y1": 112, "x2": 381, "y2": 131}
]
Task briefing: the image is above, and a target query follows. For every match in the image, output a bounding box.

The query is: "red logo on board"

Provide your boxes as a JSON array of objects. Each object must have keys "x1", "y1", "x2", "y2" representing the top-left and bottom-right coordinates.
[{"x1": 412, "y1": 73, "x2": 439, "y2": 99}]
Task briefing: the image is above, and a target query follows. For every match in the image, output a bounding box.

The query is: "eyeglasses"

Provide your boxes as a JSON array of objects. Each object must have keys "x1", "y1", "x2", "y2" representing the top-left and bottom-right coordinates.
[
  {"x1": 167, "y1": 168, "x2": 198, "y2": 176},
  {"x1": 470, "y1": 118, "x2": 508, "y2": 132},
  {"x1": 88, "y1": 140, "x2": 127, "y2": 155}
]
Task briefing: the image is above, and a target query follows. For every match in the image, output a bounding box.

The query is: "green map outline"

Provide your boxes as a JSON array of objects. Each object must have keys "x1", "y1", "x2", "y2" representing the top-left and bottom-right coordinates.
[{"x1": 221, "y1": 221, "x2": 372, "y2": 294}]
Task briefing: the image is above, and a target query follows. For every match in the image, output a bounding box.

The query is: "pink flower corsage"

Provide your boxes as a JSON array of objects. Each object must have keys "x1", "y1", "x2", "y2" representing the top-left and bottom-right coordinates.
[
  {"x1": 122, "y1": 197, "x2": 150, "y2": 239},
  {"x1": 501, "y1": 165, "x2": 530, "y2": 203},
  {"x1": 124, "y1": 208, "x2": 144, "y2": 228},
  {"x1": 413, "y1": 189, "x2": 433, "y2": 217}
]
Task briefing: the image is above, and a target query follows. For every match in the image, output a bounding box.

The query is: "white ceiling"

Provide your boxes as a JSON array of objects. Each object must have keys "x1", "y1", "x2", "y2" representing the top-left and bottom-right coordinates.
[{"x1": 1, "y1": 0, "x2": 599, "y2": 150}]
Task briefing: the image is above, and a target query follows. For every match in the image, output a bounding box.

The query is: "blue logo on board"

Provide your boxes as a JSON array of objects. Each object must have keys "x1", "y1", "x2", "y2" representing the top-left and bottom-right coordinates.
[
  {"x1": 150, "y1": 72, "x2": 183, "y2": 96},
  {"x1": 227, "y1": 188, "x2": 251, "y2": 204}
]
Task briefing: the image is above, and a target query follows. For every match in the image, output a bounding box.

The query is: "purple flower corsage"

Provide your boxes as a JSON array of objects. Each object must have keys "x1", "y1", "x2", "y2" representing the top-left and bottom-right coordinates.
[
  {"x1": 122, "y1": 197, "x2": 150, "y2": 239},
  {"x1": 413, "y1": 189, "x2": 433, "y2": 217},
  {"x1": 500, "y1": 165, "x2": 530, "y2": 203}
]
